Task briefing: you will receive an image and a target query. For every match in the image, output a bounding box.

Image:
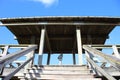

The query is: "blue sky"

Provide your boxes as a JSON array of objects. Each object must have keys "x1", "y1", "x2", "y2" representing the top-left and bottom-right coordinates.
[
  {"x1": 0, "y1": 0, "x2": 120, "y2": 17},
  {"x1": 0, "y1": 0, "x2": 120, "y2": 65}
]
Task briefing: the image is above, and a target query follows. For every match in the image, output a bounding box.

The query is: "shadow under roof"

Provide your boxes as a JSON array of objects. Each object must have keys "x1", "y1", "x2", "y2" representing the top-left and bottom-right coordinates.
[{"x1": 0, "y1": 16, "x2": 120, "y2": 53}]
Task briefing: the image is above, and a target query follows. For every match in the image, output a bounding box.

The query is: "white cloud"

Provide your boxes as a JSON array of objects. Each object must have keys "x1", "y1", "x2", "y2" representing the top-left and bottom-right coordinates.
[{"x1": 32, "y1": 0, "x2": 58, "y2": 7}]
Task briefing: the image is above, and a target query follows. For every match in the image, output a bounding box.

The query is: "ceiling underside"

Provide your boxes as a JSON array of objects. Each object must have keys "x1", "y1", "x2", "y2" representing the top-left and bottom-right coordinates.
[{"x1": 1, "y1": 16, "x2": 120, "y2": 53}]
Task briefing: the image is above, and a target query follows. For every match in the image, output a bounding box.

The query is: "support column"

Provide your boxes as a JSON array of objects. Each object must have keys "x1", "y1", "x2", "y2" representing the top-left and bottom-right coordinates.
[
  {"x1": 47, "y1": 53, "x2": 51, "y2": 65},
  {"x1": 76, "y1": 27, "x2": 83, "y2": 65},
  {"x1": 73, "y1": 53, "x2": 76, "y2": 65},
  {"x1": 38, "y1": 28, "x2": 46, "y2": 66},
  {"x1": 45, "y1": 29, "x2": 52, "y2": 65}
]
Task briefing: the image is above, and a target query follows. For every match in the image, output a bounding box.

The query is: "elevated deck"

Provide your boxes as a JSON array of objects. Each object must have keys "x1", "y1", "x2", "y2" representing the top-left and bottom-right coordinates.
[{"x1": 1, "y1": 16, "x2": 120, "y2": 53}]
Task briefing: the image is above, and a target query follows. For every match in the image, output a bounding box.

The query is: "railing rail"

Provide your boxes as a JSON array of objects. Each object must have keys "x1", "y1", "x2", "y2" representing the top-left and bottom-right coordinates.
[
  {"x1": 83, "y1": 45, "x2": 120, "y2": 80},
  {"x1": 86, "y1": 56, "x2": 116, "y2": 80},
  {"x1": 0, "y1": 44, "x2": 37, "y2": 80},
  {"x1": 83, "y1": 45, "x2": 120, "y2": 68}
]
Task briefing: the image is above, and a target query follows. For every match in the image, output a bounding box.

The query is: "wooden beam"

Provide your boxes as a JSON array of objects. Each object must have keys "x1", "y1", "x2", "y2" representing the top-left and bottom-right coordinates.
[
  {"x1": 91, "y1": 45, "x2": 120, "y2": 48},
  {"x1": 38, "y1": 28, "x2": 46, "y2": 65},
  {"x1": 76, "y1": 28, "x2": 83, "y2": 65},
  {"x1": 0, "y1": 22, "x2": 119, "y2": 26}
]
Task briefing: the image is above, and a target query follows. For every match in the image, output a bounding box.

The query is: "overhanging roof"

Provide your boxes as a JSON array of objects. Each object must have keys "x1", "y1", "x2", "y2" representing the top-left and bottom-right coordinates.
[{"x1": 0, "y1": 16, "x2": 120, "y2": 53}]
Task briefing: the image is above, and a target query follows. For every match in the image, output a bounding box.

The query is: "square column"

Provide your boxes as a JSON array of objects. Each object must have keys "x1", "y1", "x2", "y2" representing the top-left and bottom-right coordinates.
[
  {"x1": 73, "y1": 53, "x2": 76, "y2": 65},
  {"x1": 47, "y1": 53, "x2": 51, "y2": 65},
  {"x1": 38, "y1": 28, "x2": 46, "y2": 66},
  {"x1": 76, "y1": 28, "x2": 83, "y2": 65}
]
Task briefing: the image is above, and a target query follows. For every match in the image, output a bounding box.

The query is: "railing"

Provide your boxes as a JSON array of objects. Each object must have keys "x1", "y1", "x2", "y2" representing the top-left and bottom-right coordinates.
[
  {"x1": 0, "y1": 44, "x2": 37, "y2": 80},
  {"x1": 83, "y1": 45, "x2": 120, "y2": 80}
]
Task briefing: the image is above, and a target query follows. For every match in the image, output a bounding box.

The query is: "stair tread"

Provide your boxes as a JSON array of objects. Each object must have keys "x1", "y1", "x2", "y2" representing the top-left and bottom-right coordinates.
[
  {"x1": 18, "y1": 65, "x2": 102, "y2": 80},
  {"x1": 29, "y1": 65, "x2": 89, "y2": 71},
  {"x1": 58, "y1": 79, "x2": 101, "y2": 80},
  {"x1": 25, "y1": 73, "x2": 95, "y2": 79},
  {"x1": 38, "y1": 78, "x2": 101, "y2": 80},
  {"x1": 34, "y1": 65, "x2": 87, "y2": 67}
]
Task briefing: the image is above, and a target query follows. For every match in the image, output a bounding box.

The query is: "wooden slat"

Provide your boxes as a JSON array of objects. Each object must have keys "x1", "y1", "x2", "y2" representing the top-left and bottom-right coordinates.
[
  {"x1": 0, "y1": 45, "x2": 37, "y2": 68},
  {"x1": 3, "y1": 57, "x2": 33, "y2": 80},
  {"x1": 83, "y1": 45, "x2": 120, "y2": 67},
  {"x1": 86, "y1": 56, "x2": 116, "y2": 80}
]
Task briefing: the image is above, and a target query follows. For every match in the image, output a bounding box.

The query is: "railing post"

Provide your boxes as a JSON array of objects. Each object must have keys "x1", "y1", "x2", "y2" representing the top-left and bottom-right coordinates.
[
  {"x1": 0, "y1": 45, "x2": 9, "y2": 74},
  {"x1": 24, "y1": 46, "x2": 35, "y2": 73},
  {"x1": 2, "y1": 45, "x2": 9, "y2": 56},
  {"x1": 112, "y1": 45, "x2": 120, "y2": 58},
  {"x1": 38, "y1": 28, "x2": 46, "y2": 66},
  {"x1": 85, "y1": 50, "x2": 99, "y2": 75},
  {"x1": 85, "y1": 51, "x2": 91, "y2": 68}
]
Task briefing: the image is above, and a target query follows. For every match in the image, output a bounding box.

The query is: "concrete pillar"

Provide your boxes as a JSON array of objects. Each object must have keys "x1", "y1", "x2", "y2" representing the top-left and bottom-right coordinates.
[
  {"x1": 76, "y1": 28, "x2": 83, "y2": 65},
  {"x1": 38, "y1": 28, "x2": 46, "y2": 66}
]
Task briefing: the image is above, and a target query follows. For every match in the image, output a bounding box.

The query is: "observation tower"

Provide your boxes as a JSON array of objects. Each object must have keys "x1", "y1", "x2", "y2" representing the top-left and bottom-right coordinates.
[{"x1": 0, "y1": 16, "x2": 120, "y2": 80}]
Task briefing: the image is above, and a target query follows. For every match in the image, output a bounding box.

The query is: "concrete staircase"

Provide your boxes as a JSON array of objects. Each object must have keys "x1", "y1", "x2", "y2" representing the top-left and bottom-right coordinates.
[{"x1": 19, "y1": 65, "x2": 101, "y2": 80}]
